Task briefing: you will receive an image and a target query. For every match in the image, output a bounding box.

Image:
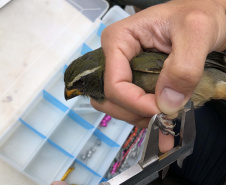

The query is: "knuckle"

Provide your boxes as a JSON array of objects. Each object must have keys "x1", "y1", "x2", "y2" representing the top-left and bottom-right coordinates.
[
  {"x1": 130, "y1": 118, "x2": 150, "y2": 128},
  {"x1": 117, "y1": 115, "x2": 143, "y2": 125},
  {"x1": 104, "y1": 83, "x2": 121, "y2": 101},
  {"x1": 185, "y1": 10, "x2": 214, "y2": 31},
  {"x1": 101, "y1": 26, "x2": 112, "y2": 40},
  {"x1": 101, "y1": 21, "x2": 125, "y2": 41},
  {"x1": 104, "y1": 87, "x2": 114, "y2": 99},
  {"x1": 101, "y1": 25, "x2": 111, "y2": 36},
  {"x1": 90, "y1": 99, "x2": 102, "y2": 111},
  {"x1": 129, "y1": 115, "x2": 144, "y2": 123},
  {"x1": 167, "y1": 63, "x2": 202, "y2": 89}
]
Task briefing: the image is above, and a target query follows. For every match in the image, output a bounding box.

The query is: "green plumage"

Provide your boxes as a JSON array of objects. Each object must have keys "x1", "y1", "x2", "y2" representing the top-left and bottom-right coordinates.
[
  {"x1": 64, "y1": 48, "x2": 105, "y2": 101},
  {"x1": 64, "y1": 47, "x2": 226, "y2": 107}
]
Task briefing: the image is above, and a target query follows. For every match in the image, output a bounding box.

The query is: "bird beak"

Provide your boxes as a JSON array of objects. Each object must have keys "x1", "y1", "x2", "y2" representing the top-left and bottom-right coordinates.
[{"x1": 64, "y1": 88, "x2": 82, "y2": 100}]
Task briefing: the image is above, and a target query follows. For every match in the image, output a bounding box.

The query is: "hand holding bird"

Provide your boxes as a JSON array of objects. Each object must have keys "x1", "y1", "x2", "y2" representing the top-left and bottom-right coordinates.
[
  {"x1": 64, "y1": 0, "x2": 226, "y2": 154},
  {"x1": 64, "y1": 47, "x2": 226, "y2": 136}
]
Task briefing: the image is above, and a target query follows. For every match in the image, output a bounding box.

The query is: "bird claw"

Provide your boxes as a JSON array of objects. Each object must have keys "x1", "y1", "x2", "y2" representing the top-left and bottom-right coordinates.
[{"x1": 156, "y1": 113, "x2": 178, "y2": 136}]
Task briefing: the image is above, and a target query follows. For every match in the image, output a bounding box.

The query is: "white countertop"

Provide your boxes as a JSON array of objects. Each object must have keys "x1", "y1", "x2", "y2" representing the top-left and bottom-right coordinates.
[{"x1": 0, "y1": 0, "x2": 100, "y2": 184}]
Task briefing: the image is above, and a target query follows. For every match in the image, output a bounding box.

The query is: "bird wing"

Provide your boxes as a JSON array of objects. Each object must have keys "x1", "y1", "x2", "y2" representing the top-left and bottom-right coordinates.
[
  {"x1": 205, "y1": 51, "x2": 226, "y2": 73},
  {"x1": 130, "y1": 52, "x2": 167, "y2": 74},
  {"x1": 131, "y1": 51, "x2": 226, "y2": 73}
]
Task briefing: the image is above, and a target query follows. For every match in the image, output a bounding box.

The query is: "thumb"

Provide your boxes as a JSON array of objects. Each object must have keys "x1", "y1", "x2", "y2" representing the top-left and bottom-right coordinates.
[
  {"x1": 155, "y1": 12, "x2": 216, "y2": 115},
  {"x1": 156, "y1": 50, "x2": 206, "y2": 115},
  {"x1": 156, "y1": 36, "x2": 210, "y2": 115}
]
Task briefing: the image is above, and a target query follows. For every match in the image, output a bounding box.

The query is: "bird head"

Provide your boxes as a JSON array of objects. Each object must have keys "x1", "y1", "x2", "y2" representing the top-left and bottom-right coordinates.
[{"x1": 64, "y1": 48, "x2": 105, "y2": 101}]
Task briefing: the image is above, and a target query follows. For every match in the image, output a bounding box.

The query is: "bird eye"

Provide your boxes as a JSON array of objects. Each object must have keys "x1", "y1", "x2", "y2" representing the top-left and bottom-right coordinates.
[
  {"x1": 74, "y1": 78, "x2": 85, "y2": 87},
  {"x1": 66, "y1": 85, "x2": 73, "y2": 90}
]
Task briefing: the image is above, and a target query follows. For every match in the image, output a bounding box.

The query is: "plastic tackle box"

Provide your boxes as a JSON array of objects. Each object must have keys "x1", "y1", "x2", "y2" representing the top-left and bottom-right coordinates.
[{"x1": 0, "y1": 1, "x2": 133, "y2": 185}]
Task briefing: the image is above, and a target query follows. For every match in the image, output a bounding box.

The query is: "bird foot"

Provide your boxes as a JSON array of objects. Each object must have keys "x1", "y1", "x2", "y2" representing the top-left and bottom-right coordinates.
[{"x1": 156, "y1": 113, "x2": 178, "y2": 136}]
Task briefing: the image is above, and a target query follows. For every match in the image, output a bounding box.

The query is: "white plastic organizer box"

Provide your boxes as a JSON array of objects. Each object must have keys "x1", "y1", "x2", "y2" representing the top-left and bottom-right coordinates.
[{"x1": 0, "y1": 1, "x2": 133, "y2": 185}]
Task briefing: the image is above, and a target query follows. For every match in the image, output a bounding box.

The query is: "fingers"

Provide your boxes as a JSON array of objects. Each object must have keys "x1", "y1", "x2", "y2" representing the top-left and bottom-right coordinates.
[
  {"x1": 159, "y1": 131, "x2": 174, "y2": 153},
  {"x1": 97, "y1": 0, "x2": 226, "y2": 154},
  {"x1": 91, "y1": 99, "x2": 151, "y2": 128},
  {"x1": 156, "y1": 9, "x2": 220, "y2": 115},
  {"x1": 91, "y1": 99, "x2": 174, "y2": 153},
  {"x1": 101, "y1": 23, "x2": 161, "y2": 117}
]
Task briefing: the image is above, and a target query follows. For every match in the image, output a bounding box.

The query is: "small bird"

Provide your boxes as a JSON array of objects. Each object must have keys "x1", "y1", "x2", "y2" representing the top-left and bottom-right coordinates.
[{"x1": 64, "y1": 47, "x2": 226, "y2": 135}]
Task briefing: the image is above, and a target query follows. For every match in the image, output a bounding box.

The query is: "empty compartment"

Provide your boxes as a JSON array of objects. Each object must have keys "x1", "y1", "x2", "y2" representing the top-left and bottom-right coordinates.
[
  {"x1": 67, "y1": 42, "x2": 92, "y2": 65},
  {"x1": 73, "y1": 109, "x2": 104, "y2": 126},
  {"x1": 49, "y1": 114, "x2": 93, "y2": 155},
  {"x1": 0, "y1": 120, "x2": 44, "y2": 168},
  {"x1": 85, "y1": 34, "x2": 101, "y2": 50},
  {"x1": 45, "y1": 69, "x2": 79, "y2": 108},
  {"x1": 85, "y1": 23, "x2": 106, "y2": 50},
  {"x1": 64, "y1": 160, "x2": 102, "y2": 185},
  {"x1": 78, "y1": 133, "x2": 119, "y2": 175},
  {"x1": 71, "y1": 0, "x2": 109, "y2": 22},
  {"x1": 72, "y1": 97, "x2": 104, "y2": 126},
  {"x1": 24, "y1": 141, "x2": 74, "y2": 184},
  {"x1": 98, "y1": 118, "x2": 133, "y2": 145},
  {"x1": 65, "y1": 44, "x2": 83, "y2": 65},
  {"x1": 85, "y1": 29, "x2": 101, "y2": 50},
  {"x1": 73, "y1": 96, "x2": 94, "y2": 110},
  {"x1": 102, "y1": 6, "x2": 129, "y2": 26},
  {"x1": 21, "y1": 92, "x2": 66, "y2": 136}
]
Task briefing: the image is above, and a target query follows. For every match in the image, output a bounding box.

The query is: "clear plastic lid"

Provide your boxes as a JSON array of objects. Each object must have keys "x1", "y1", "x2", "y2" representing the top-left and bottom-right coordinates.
[{"x1": 0, "y1": 0, "x2": 108, "y2": 135}]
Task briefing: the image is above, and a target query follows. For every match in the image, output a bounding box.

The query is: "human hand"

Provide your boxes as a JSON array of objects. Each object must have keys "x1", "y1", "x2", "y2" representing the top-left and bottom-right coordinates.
[{"x1": 91, "y1": 0, "x2": 226, "y2": 153}]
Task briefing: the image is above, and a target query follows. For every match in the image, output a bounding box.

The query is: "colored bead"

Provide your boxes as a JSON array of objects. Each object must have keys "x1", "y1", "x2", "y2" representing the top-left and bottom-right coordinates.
[
  {"x1": 101, "y1": 122, "x2": 108, "y2": 127},
  {"x1": 100, "y1": 114, "x2": 112, "y2": 127},
  {"x1": 111, "y1": 161, "x2": 119, "y2": 174},
  {"x1": 138, "y1": 133, "x2": 145, "y2": 147},
  {"x1": 61, "y1": 167, "x2": 75, "y2": 181}
]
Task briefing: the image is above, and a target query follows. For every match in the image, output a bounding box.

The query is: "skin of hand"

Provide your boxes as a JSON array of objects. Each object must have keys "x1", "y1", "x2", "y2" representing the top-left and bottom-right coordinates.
[{"x1": 91, "y1": 0, "x2": 226, "y2": 153}]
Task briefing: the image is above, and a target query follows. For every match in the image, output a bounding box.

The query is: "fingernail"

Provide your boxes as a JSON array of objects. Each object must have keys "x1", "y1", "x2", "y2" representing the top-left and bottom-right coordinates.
[{"x1": 158, "y1": 87, "x2": 185, "y2": 115}]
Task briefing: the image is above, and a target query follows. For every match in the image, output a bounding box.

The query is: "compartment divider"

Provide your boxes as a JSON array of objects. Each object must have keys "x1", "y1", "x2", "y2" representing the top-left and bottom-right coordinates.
[
  {"x1": 0, "y1": 7, "x2": 135, "y2": 184},
  {"x1": 73, "y1": 108, "x2": 99, "y2": 112},
  {"x1": 43, "y1": 90, "x2": 68, "y2": 112},
  {"x1": 113, "y1": 123, "x2": 134, "y2": 146},
  {"x1": 93, "y1": 113, "x2": 106, "y2": 127},
  {"x1": 47, "y1": 112, "x2": 95, "y2": 157},
  {"x1": 43, "y1": 109, "x2": 70, "y2": 138},
  {"x1": 47, "y1": 139, "x2": 74, "y2": 158},
  {"x1": 63, "y1": 64, "x2": 68, "y2": 74},
  {"x1": 93, "y1": 129, "x2": 120, "y2": 148},
  {"x1": 81, "y1": 43, "x2": 93, "y2": 55},
  {"x1": 19, "y1": 118, "x2": 46, "y2": 139},
  {"x1": 23, "y1": 140, "x2": 75, "y2": 184},
  {"x1": 75, "y1": 158, "x2": 101, "y2": 177},
  {"x1": 99, "y1": 177, "x2": 108, "y2": 184},
  {"x1": 68, "y1": 110, "x2": 95, "y2": 130},
  {"x1": 97, "y1": 23, "x2": 106, "y2": 37},
  {"x1": 22, "y1": 139, "x2": 47, "y2": 171},
  {"x1": 95, "y1": 143, "x2": 122, "y2": 177}
]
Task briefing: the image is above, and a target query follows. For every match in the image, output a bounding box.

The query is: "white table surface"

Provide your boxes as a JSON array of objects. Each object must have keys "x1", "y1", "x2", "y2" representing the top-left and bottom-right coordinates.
[{"x1": 0, "y1": 0, "x2": 98, "y2": 184}]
